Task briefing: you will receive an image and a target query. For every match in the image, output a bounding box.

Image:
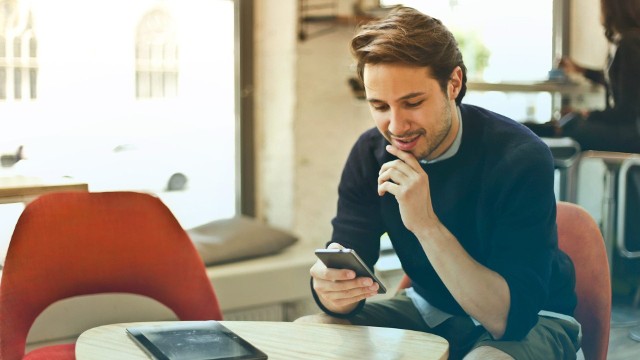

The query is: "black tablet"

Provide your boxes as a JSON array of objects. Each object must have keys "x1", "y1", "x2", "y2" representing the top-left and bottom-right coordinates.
[{"x1": 126, "y1": 321, "x2": 268, "y2": 360}]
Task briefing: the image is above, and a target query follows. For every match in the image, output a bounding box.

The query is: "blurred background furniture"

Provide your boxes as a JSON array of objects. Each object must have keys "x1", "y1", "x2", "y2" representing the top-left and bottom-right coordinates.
[
  {"x1": 297, "y1": 0, "x2": 338, "y2": 41},
  {"x1": 0, "y1": 176, "x2": 87, "y2": 204},
  {"x1": 0, "y1": 191, "x2": 222, "y2": 360},
  {"x1": 577, "y1": 151, "x2": 640, "y2": 330},
  {"x1": 617, "y1": 157, "x2": 640, "y2": 342},
  {"x1": 542, "y1": 137, "x2": 581, "y2": 202}
]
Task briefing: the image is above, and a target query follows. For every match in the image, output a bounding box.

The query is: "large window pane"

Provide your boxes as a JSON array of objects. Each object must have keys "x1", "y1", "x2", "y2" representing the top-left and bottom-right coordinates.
[
  {"x1": 381, "y1": 0, "x2": 553, "y2": 81},
  {"x1": 380, "y1": 0, "x2": 556, "y2": 122},
  {"x1": 0, "y1": 0, "x2": 238, "y2": 262}
]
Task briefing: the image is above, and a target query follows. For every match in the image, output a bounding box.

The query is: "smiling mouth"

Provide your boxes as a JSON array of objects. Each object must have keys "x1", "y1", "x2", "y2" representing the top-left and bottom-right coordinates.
[
  {"x1": 391, "y1": 134, "x2": 421, "y2": 151},
  {"x1": 394, "y1": 135, "x2": 420, "y2": 144}
]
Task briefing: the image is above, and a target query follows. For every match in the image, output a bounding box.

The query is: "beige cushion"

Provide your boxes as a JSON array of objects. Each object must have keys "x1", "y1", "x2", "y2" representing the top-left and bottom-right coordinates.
[{"x1": 187, "y1": 215, "x2": 298, "y2": 266}]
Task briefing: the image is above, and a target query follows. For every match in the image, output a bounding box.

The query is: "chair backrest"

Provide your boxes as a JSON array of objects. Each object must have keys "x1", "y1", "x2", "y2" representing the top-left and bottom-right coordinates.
[
  {"x1": 0, "y1": 191, "x2": 222, "y2": 360},
  {"x1": 556, "y1": 201, "x2": 611, "y2": 360},
  {"x1": 395, "y1": 201, "x2": 611, "y2": 360}
]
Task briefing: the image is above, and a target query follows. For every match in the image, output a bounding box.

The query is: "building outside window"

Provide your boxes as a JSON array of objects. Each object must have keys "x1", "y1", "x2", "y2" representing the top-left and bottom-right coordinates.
[
  {"x1": 136, "y1": 7, "x2": 179, "y2": 99},
  {"x1": 0, "y1": 0, "x2": 37, "y2": 101}
]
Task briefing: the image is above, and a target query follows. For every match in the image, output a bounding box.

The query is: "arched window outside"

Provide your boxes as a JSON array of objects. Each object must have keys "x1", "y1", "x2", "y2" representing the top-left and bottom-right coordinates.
[
  {"x1": 135, "y1": 7, "x2": 178, "y2": 99},
  {"x1": 0, "y1": 0, "x2": 37, "y2": 101}
]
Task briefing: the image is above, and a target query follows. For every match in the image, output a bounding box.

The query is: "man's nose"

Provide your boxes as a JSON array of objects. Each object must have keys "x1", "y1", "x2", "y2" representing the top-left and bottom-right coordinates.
[{"x1": 388, "y1": 108, "x2": 411, "y2": 136}]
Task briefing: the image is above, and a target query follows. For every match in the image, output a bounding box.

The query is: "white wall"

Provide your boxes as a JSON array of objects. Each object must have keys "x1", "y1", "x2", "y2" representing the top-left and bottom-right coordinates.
[
  {"x1": 570, "y1": 0, "x2": 608, "y2": 68},
  {"x1": 294, "y1": 21, "x2": 373, "y2": 247},
  {"x1": 255, "y1": 1, "x2": 372, "y2": 246},
  {"x1": 254, "y1": 0, "x2": 297, "y2": 229}
]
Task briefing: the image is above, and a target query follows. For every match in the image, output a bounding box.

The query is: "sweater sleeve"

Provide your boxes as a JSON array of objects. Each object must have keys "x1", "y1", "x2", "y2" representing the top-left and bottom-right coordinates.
[
  {"x1": 484, "y1": 140, "x2": 559, "y2": 340},
  {"x1": 310, "y1": 130, "x2": 386, "y2": 317},
  {"x1": 328, "y1": 131, "x2": 386, "y2": 266}
]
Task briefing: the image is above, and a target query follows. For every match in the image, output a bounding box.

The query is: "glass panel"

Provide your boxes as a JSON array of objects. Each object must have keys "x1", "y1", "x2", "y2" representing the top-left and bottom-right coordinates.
[
  {"x1": 0, "y1": 0, "x2": 237, "y2": 236},
  {"x1": 30, "y1": 36, "x2": 37, "y2": 57},
  {"x1": 29, "y1": 68, "x2": 37, "y2": 98},
  {"x1": 13, "y1": 68, "x2": 21, "y2": 99},
  {"x1": 380, "y1": 0, "x2": 553, "y2": 81},
  {"x1": 380, "y1": 0, "x2": 556, "y2": 122},
  {"x1": 464, "y1": 91, "x2": 553, "y2": 123},
  {"x1": 13, "y1": 38, "x2": 21, "y2": 58}
]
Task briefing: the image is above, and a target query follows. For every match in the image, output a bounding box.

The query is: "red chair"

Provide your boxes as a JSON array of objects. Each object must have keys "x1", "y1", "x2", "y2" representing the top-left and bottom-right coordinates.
[
  {"x1": 556, "y1": 201, "x2": 611, "y2": 360},
  {"x1": 396, "y1": 201, "x2": 611, "y2": 360},
  {"x1": 0, "y1": 191, "x2": 222, "y2": 360}
]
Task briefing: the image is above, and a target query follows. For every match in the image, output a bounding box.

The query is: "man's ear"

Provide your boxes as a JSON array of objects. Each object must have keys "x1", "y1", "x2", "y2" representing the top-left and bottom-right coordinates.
[{"x1": 448, "y1": 66, "x2": 463, "y2": 99}]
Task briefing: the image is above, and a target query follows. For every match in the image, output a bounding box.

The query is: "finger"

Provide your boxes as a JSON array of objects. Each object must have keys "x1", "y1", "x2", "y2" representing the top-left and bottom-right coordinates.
[
  {"x1": 322, "y1": 291, "x2": 377, "y2": 308},
  {"x1": 323, "y1": 287, "x2": 379, "y2": 306},
  {"x1": 385, "y1": 145, "x2": 422, "y2": 171},
  {"x1": 316, "y1": 280, "x2": 380, "y2": 301},
  {"x1": 378, "y1": 179, "x2": 400, "y2": 197},
  {"x1": 379, "y1": 159, "x2": 412, "y2": 177},
  {"x1": 314, "y1": 276, "x2": 375, "y2": 293},
  {"x1": 378, "y1": 166, "x2": 410, "y2": 186},
  {"x1": 327, "y1": 242, "x2": 345, "y2": 250}
]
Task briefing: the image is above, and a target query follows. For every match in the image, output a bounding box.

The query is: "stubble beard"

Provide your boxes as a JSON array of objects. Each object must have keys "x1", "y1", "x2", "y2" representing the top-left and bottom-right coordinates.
[{"x1": 415, "y1": 97, "x2": 453, "y2": 161}]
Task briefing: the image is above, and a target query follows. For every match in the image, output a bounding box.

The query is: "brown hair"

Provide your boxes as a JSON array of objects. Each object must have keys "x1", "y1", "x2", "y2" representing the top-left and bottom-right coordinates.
[
  {"x1": 350, "y1": 6, "x2": 467, "y2": 104},
  {"x1": 601, "y1": 0, "x2": 640, "y2": 42}
]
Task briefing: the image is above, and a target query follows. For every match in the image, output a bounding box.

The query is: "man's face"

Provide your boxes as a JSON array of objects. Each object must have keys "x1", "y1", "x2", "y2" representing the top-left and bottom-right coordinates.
[{"x1": 363, "y1": 63, "x2": 461, "y2": 161}]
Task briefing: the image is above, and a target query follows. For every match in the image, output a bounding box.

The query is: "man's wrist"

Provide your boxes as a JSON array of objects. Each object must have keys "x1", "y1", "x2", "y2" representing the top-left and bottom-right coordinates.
[{"x1": 412, "y1": 217, "x2": 446, "y2": 243}]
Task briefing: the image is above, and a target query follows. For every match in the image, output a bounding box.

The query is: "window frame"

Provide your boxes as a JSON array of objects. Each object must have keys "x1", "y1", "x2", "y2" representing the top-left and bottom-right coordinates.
[{"x1": 235, "y1": 0, "x2": 255, "y2": 216}]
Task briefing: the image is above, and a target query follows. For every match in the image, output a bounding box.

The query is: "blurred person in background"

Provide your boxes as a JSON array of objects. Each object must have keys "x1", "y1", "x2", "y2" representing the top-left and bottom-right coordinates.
[
  {"x1": 553, "y1": 0, "x2": 640, "y2": 321},
  {"x1": 527, "y1": 0, "x2": 640, "y2": 153}
]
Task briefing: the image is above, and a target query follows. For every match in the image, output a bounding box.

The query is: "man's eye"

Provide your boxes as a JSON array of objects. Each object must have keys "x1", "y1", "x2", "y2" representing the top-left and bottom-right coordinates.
[
  {"x1": 373, "y1": 104, "x2": 389, "y2": 111},
  {"x1": 406, "y1": 100, "x2": 424, "y2": 108}
]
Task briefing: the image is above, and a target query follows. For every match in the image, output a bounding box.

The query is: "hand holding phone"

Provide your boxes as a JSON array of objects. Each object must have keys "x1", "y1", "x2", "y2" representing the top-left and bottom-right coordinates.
[{"x1": 315, "y1": 248, "x2": 387, "y2": 294}]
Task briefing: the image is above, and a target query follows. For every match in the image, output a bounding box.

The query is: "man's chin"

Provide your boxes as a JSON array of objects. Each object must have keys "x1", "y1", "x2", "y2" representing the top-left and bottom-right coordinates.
[
  {"x1": 414, "y1": 148, "x2": 434, "y2": 161},
  {"x1": 404, "y1": 149, "x2": 425, "y2": 160}
]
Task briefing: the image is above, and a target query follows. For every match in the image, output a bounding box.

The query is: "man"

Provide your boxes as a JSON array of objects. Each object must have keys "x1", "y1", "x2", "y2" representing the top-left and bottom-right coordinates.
[{"x1": 297, "y1": 7, "x2": 581, "y2": 360}]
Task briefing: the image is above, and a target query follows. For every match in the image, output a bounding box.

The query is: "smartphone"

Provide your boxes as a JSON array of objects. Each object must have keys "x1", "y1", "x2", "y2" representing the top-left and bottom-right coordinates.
[{"x1": 315, "y1": 248, "x2": 387, "y2": 294}]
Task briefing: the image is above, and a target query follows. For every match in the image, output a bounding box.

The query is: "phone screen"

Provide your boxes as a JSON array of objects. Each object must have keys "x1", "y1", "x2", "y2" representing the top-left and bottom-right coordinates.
[{"x1": 315, "y1": 248, "x2": 387, "y2": 294}]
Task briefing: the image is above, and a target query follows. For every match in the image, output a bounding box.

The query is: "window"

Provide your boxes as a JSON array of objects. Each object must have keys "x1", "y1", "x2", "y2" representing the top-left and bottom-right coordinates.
[
  {"x1": 383, "y1": 0, "x2": 555, "y2": 81},
  {"x1": 380, "y1": 0, "x2": 564, "y2": 122},
  {"x1": 0, "y1": 0, "x2": 252, "y2": 264},
  {"x1": 136, "y1": 8, "x2": 179, "y2": 99},
  {"x1": 0, "y1": 0, "x2": 38, "y2": 101}
]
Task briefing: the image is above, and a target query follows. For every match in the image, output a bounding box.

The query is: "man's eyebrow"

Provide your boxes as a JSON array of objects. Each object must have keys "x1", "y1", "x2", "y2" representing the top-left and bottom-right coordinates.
[
  {"x1": 398, "y1": 92, "x2": 425, "y2": 101},
  {"x1": 367, "y1": 92, "x2": 425, "y2": 103}
]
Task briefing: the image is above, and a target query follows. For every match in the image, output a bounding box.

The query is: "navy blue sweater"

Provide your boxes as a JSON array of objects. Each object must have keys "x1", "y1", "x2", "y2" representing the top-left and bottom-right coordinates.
[{"x1": 326, "y1": 104, "x2": 577, "y2": 340}]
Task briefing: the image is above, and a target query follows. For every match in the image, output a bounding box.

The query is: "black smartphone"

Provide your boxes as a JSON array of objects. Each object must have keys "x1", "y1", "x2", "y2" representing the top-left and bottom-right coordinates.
[{"x1": 315, "y1": 248, "x2": 387, "y2": 294}]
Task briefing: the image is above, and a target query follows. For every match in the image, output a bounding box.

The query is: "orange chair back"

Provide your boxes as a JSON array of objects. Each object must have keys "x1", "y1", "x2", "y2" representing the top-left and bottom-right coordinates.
[
  {"x1": 0, "y1": 191, "x2": 222, "y2": 360},
  {"x1": 396, "y1": 201, "x2": 611, "y2": 360},
  {"x1": 556, "y1": 201, "x2": 611, "y2": 360}
]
